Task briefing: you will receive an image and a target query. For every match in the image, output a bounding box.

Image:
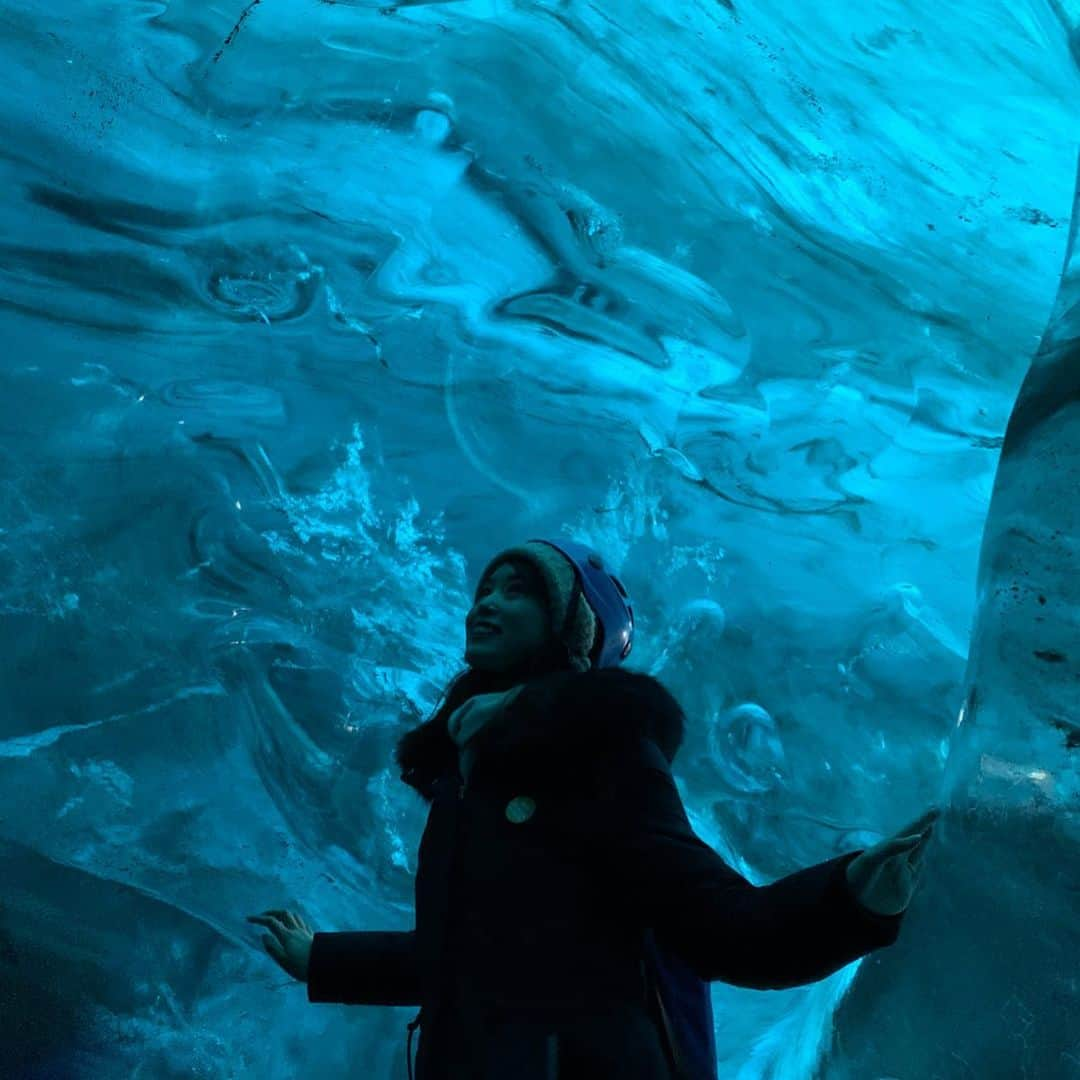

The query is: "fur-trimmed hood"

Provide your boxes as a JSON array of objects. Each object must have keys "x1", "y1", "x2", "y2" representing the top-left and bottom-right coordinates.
[{"x1": 394, "y1": 666, "x2": 686, "y2": 803}]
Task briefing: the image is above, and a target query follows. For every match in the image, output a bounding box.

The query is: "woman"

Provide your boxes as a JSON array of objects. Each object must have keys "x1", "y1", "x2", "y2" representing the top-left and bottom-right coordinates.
[{"x1": 249, "y1": 538, "x2": 937, "y2": 1079}]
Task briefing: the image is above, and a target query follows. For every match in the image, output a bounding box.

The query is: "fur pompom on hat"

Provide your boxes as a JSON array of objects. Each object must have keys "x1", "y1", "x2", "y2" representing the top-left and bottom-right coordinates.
[{"x1": 474, "y1": 541, "x2": 598, "y2": 673}]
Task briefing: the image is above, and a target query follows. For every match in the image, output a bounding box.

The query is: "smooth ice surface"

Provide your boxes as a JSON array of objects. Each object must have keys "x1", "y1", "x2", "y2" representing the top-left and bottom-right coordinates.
[{"x1": 1, "y1": 2, "x2": 1078, "y2": 1077}]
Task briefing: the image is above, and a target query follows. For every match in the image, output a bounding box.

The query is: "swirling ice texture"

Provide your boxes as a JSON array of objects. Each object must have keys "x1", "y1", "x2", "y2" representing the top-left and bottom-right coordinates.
[{"x1": 0, "y1": 1, "x2": 1076, "y2": 1077}]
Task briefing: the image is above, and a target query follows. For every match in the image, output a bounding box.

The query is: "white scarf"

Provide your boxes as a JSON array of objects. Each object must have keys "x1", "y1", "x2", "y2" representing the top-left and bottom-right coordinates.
[{"x1": 447, "y1": 685, "x2": 525, "y2": 783}]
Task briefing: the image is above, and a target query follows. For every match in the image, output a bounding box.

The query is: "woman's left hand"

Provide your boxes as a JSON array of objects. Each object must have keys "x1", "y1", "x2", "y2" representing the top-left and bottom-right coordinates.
[{"x1": 845, "y1": 807, "x2": 940, "y2": 916}]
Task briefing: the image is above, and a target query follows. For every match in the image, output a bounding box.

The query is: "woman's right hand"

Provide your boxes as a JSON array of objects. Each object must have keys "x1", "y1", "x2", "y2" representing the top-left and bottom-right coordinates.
[{"x1": 247, "y1": 909, "x2": 314, "y2": 983}]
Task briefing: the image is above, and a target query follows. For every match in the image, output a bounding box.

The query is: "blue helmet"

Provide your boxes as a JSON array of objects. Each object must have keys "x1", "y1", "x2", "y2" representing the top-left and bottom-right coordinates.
[{"x1": 528, "y1": 538, "x2": 634, "y2": 668}]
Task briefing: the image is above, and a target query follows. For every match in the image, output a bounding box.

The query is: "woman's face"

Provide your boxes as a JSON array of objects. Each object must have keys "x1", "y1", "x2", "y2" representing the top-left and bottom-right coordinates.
[{"x1": 465, "y1": 560, "x2": 552, "y2": 673}]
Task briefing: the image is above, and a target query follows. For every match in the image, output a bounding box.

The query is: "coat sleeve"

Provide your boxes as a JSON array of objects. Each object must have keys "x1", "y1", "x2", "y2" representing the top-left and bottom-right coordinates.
[
  {"x1": 306, "y1": 930, "x2": 422, "y2": 1006},
  {"x1": 575, "y1": 737, "x2": 906, "y2": 992}
]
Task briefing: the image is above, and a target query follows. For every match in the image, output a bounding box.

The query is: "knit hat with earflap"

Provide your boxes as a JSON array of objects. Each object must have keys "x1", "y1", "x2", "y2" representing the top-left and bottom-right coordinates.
[{"x1": 474, "y1": 541, "x2": 599, "y2": 673}]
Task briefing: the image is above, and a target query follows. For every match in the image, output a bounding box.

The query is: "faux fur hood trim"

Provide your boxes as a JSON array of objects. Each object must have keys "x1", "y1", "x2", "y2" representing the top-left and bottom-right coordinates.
[{"x1": 394, "y1": 667, "x2": 686, "y2": 803}]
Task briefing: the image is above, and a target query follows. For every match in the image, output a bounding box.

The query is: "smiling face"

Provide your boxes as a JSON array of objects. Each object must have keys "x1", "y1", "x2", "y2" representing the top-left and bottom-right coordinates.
[{"x1": 464, "y1": 560, "x2": 553, "y2": 674}]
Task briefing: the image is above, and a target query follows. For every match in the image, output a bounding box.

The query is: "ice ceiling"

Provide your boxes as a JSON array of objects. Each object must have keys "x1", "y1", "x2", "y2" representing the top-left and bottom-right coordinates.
[{"x1": 1, "y1": 1, "x2": 1078, "y2": 1077}]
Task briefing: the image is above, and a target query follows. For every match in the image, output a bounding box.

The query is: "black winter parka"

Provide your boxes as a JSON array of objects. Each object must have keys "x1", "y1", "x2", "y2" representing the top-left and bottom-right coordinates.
[{"x1": 306, "y1": 667, "x2": 904, "y2": 1079}]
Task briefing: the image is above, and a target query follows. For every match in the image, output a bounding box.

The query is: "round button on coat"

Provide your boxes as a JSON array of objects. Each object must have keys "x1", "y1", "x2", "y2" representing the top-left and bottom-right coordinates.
[{"x1": 505, "y1": 796, "x2": 536, "y2": 824}]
